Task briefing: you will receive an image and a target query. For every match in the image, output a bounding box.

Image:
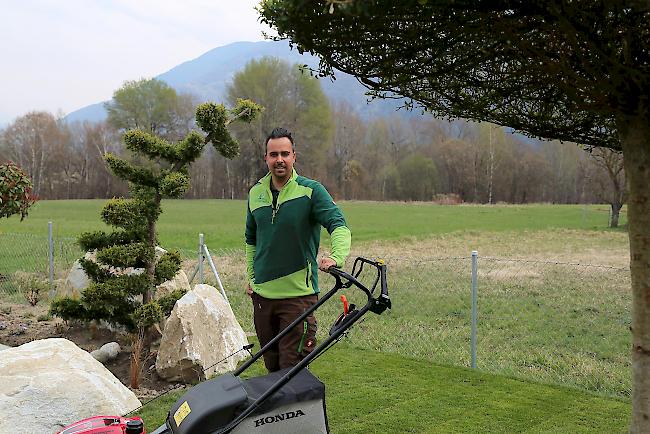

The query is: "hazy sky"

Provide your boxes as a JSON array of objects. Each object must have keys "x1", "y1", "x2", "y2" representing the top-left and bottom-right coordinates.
[{"x1": 0, "y1": 0, "x2": 272, "y2": 126}]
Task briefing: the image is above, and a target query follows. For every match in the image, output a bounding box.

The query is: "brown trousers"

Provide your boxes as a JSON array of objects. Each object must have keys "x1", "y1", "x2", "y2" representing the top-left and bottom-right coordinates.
[{"x1": 252, "y1": 292, "x2": 318, "y2": 372}]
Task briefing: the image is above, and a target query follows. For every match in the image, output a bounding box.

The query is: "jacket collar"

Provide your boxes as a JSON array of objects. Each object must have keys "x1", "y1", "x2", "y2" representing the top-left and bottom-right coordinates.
[{"x1": 259, "y1": 169, "x2": 298, "y2": 190}]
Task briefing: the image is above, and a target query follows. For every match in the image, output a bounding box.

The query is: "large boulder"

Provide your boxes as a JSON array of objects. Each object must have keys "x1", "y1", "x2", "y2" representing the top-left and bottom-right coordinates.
[
  {"x1": 156, "y1": 284, "x2": 249, "y2": 382},
  {"x1": 59, "y1": 254, "x2": 92, "y2": 299},
  {"x1": 155, "y1": 269, "x2": 191, "y2": 299},
  {"x1": 0, "y1": 338, "x2": 141, "y2": 434}
]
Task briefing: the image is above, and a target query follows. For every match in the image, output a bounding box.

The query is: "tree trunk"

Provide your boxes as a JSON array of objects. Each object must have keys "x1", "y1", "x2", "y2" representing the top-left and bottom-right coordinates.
[
  {"x1": 144, "y1": 193, "x2": 161, "y2": 305},
  {"x1": 225, "y1": 161, "x2": 232, "y2": 200},
  {"x1": 610, "y1": 202, "x2": 622, "y2": 228},
  {"x1": 488, "y1": 126, "x2": 494, "y2": 204},
  {"x1": 618, "y1": 116, "x2": 650, "y2": 433}
]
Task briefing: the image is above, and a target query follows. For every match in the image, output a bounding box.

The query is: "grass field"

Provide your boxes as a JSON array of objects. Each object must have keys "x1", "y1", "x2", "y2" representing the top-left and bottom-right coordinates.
[
  {"x1": 0, "y1": 199, "x2": 633, "y2": 429},
  {"x1": 0, "y1": 199, "x2": 626, "y2": 252},
  {"x1": 133, "y1": 343, "x2": 629, "y2": 433},
  {"x1": 187, "y1": 250, "x2": 632, "y2": 400},
  {"x1": 1, "y1": 199, "x2": 627, "y2": 281}
]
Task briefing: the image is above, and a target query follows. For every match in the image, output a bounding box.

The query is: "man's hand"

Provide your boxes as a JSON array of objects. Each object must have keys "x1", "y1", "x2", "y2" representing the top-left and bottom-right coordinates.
[
  {"x1": 245, "y1": 283, "x2": 253, "y2": 297},
  {"x1": 318, "y1": 257, "x2": 337, "y2": 271}
]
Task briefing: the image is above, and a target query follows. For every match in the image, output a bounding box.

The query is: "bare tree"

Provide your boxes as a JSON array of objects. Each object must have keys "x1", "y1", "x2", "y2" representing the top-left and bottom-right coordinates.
[
  {"x1": 328, "y1": 101, "x2": 367, "y2": 197},
  {"x1": 585, "y1": 147, "x2": 627, "y2": 227},
  {"x1": 2, "y1": 111, "x2": 66, "y2": 196}
]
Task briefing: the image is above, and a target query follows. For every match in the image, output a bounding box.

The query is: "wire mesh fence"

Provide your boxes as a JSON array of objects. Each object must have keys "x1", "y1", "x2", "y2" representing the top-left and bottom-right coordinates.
[
  {"x1": 0, "y1": 230, "x2": 632, "y2": 399},
  {"x1": 475, "y1": 257, "x2": 631, "y2": 398},
  {"x1": 209, "y1": 251, "x2": 631, "y2": 399},
  {"x1": 325, "y1": 255, "x2": 476, "y2": 368},
  {"x1": 0, "y1": 232, "x2": 81, "y2": 301}
]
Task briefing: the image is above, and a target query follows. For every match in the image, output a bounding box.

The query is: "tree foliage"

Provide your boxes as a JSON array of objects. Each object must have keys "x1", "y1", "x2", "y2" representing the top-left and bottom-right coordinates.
[
  {"x1": 226, "y1": 57, "x2": 333, "y2": 186},
  {"x1": 51, "y1": 89, "x2": 262, "y2": 333},
  {"x1": 259, "y1": 0, "x2": 650, "y2": 151},
  {"x1": 0, "y1": 108, "x2": 617, "y2": 205},
  {"x1": 0, "y1": 161, "x2": 37, "y2": 220},
  {"x1": 397, "y1": 154, "x2": 437, "y2": 201},
  {"x1": 51, "y1": 94, "x2": 260, "y2": 388},
  {"x1": 105, "y1": 78, "x2": 198, "y2": 141},
  {"x1": 259, "y1": 1, "x2": 650, "y2": 430}
]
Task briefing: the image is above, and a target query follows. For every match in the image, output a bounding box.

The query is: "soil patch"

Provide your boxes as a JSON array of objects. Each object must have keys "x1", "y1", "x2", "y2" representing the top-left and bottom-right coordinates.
[{"x1": 0, "y1": 301, "x2": 181, "y2": 402}]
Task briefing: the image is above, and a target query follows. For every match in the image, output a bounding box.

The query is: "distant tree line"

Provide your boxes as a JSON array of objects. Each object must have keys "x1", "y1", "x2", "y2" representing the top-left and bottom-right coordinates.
[{"x1": 0, "y1": 58, "x2": 624, "y2": 212}]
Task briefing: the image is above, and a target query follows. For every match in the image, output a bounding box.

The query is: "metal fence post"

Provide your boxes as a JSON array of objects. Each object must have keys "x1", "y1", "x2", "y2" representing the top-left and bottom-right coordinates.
[
  {"x1": 198, "y1": 233, "x2": 204, "y2": 284},
  {"x1": 48, "y1": 222, "x2": 55, "y2": 297},
  {"x1": 202, "y1": 243, "x2": 229, "y2": 304},
  {"x1": 471, "y1": 250, "x2": 478, "y2": 369}
]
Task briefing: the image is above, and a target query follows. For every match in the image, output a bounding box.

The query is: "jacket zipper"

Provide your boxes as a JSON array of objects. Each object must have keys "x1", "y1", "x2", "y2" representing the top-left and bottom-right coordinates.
[
  {"x1": 271, "y1": 186, "x2": 280, "y2": 224},
  {"x1": 305, "y1": 261, "x2": 311, "y2": 287},
  {"x1": 271, "y1": 187, "x2": 278, "y2": 224},
  {"x1": 269, "y1": 174, "x2": 292, "y2": 224}
]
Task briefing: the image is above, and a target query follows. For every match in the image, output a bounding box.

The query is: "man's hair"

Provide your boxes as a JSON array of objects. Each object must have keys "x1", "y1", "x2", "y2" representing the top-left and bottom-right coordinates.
[{"x1": 265, "y1": 127, "x2": 295, "y2": 152}]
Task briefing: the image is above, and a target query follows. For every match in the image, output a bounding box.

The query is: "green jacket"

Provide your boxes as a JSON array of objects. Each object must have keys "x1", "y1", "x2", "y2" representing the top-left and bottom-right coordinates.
[{"x1": 245, "y1": 170, "x2": 351, "y2": 299}]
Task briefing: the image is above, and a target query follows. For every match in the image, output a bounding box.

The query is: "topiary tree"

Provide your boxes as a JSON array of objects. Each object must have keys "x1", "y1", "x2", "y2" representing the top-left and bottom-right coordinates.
[
  {"x1": 0, "y1": 161, "x2": 37, "y2": 221},
  {"x1": 50, "y1": 99, "x2": 261, "y2": 387}
]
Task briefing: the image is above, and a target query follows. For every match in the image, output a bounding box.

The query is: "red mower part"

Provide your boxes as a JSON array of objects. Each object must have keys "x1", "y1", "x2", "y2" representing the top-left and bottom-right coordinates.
[
  {"x1": 57, "y1": 416, "x2": 146, "y2": 434},
  {"x1": 341, "y1": 294, "x2": 349, "y2": 315}
]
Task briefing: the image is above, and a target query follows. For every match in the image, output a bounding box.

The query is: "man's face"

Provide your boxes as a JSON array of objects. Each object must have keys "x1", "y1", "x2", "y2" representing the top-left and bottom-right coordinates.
[{"x1": 265, "y1": 137, "x2": 296, "y2": 182}]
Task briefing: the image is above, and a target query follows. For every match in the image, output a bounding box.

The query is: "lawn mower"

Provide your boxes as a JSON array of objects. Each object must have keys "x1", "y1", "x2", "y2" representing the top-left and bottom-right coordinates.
[{"x1": 58, "y1": 256, "x2": 391, "y2": 434}]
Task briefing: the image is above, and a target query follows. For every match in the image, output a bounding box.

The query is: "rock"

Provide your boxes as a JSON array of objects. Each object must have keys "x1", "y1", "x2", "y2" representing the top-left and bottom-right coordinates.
[
  {"x1": 11, "y1": 323, "x2": 28, "y2": 336},
  {"x1": 156, "y1": 284, "x2": 249, "y2": 382},
  {"x1": 0, "y1": 338, "x2": 141, "y2": 434},
  {"x1": 91, "y1": 342, "x2": 121, "y2": 363},
  {"x1": 100, "y1": 341, "x2": 121, "y2": 358},
  {"x1": 96, "y1": 319, "x2": 128, "y2": 334},
  {"x1": 155, "y1": 269, "x2": 191, "y2": 299},
  {"x1": 59, "y1": 256, "x2": 91, "y2": 299},
  {"x1": 60, "y1": 247, "x2": 173, "y2": 299},
  {"x1": 90, "y1": 349, "x2": 106, "y2": 362}
]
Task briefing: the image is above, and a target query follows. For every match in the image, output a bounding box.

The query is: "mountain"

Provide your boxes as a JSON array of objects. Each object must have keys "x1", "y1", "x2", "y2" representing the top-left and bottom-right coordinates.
[{"x1": 65, "y1": 40, "x2": 410, "y2": 124}]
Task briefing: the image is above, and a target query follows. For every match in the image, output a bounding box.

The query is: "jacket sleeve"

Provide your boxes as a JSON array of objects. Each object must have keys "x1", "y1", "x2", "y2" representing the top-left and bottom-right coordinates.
[
  {"x1": 311, "y1": 183, "x2": 351, "y2": 268},
  {"x1": 245, "y1": 199, "x2": 256, "y2": 283}
]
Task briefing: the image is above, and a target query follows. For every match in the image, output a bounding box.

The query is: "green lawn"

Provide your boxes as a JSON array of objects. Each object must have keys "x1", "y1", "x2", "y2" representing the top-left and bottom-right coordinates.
[
  {"x1": 0, "y1": 199, "x2": 626, "y2": 253},
  {"x1": 0, "y1": 200, "x2": 632, "y2": 409},
  {"x1": 134, "y1": 344, "x2": 629, "y2": 433}
]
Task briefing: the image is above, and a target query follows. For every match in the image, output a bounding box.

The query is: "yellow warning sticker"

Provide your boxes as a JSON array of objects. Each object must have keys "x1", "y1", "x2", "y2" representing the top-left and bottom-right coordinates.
[{"x1": 173, "y1": 401, "x2": 192, "y2": 427}]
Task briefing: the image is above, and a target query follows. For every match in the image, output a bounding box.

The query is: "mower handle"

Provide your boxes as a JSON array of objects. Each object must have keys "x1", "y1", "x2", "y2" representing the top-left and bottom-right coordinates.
[
  {"x1": 152, "y1": 257, "x2": 391, "y2": 434},
  {"x1": 326, "y1": 257, "x2": 390, "y2": 314},
  {"x1": 234, "y1": 257, "x2": 389, "y2": 375},
  {"x1": 216, "y1": 258, "x2": 390, "y2": 433}
]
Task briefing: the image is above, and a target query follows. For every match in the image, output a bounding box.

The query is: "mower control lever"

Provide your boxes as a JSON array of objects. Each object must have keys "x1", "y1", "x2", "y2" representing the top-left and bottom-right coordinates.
[{"x1": 341, "y1": 295, "x2": 349, "y2": 315}]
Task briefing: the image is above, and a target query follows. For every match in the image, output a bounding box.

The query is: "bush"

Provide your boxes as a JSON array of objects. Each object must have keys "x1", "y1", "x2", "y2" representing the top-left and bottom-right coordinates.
[
  {"x1": 0, "y1": 162, "x2": 37, "y2": 220},
  {"x1": 133, "y1": 302, "x2": 163, "y2": 328},
  {"x1": 14, "y1": 271, "x2": 49, "y2": 306},
  {"x1": 157, "y1": 288, "x2": 188, "y2": 316},
  {"x1": 37, "y1": 313, "x2": 52, "y2": 322},
  {"x1": 50, "y1": 298, "x2": 88, "y2": 323},
  {"x1": 432, "y1": 193, "x2": 463, "y2": 205}
]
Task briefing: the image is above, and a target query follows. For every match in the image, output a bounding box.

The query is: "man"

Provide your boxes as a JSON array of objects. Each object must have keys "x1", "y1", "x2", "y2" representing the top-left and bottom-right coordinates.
[{"x1": 245, "y1": 127, "x2": 351, "y2": 372}]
